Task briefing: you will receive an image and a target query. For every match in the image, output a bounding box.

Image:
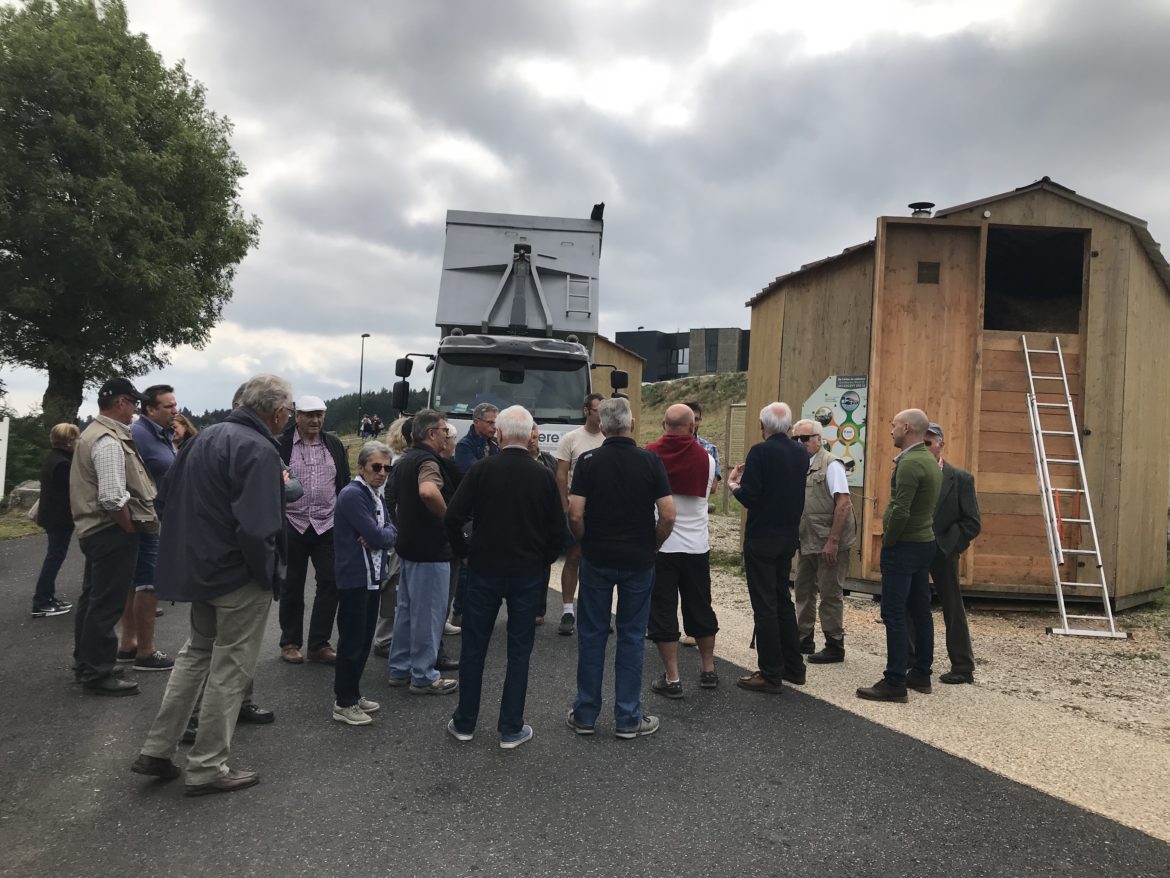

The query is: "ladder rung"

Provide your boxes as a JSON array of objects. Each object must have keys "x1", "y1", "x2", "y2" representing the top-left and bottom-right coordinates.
[
  {"x1": 1032, "y1": 376, "x2": 1064, "y2": 380},
  {"x1": 1035, "y1": 403, "x2": 1070, "y2": 408},
  {"x1": 1065, "y1": 614, "x2": 1110, "y2": 620},
  {"x1": 1023, "y1": 348, "x2": 1060, "y2": 354},
  {"x1": 1061, "y1": 518, "x2": 1090, "y2": 524},
  {"x1": 1059, "y1": 549, "x2": 1097, "y2": 555},
  {"x1": 1047, "y1": 627, "x2": 1130, "y2": 639},
  {"x1": 1041, "y1": 430, "x2": 1075, "y2": 435},
  {"x1": 1059, "y1": 582, "x2": 1104, "y2": 589},
  {"x1": 1046, "y1": 459, "x2": 1078, "y2": 465},
  {"x1": 1052, "y1": 488, "x2": 1085, "y2": 493}
]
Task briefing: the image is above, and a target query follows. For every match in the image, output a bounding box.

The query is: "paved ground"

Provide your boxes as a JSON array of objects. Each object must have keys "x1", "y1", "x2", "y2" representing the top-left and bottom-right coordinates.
[{"x1": 2, "y1": 533, "x2": 1167, "y2": 877}]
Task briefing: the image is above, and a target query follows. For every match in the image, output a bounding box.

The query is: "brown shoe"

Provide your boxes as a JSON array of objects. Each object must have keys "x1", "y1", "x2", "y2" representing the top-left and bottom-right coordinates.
[
  {"x1": 856, "y1": 679, "x2": 909, "y2": 703},
  {"x1": 307, "y1": 645, "x2": 337, "y2": 664},
  {"x1": 130, "y1": 754, "x2": 181, "y2": 780},
  {"x1": 280, "y1": 645, "x2": 304, "y2": 664},
  {"x1": 735, "y1": 671, "x2": 783, "y2": 694},
  {"x1": 185, "y1": 767, "x2": 260, "y2": 797}
]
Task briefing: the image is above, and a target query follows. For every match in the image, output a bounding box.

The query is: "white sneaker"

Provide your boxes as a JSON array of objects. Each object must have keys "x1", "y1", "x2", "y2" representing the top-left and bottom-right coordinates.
[
  {"x1": 332, "y1": 703, "x2": 372, "y2": 725},
  {"x1": 358, "y1": 697, "x2": 380, "y2": 713},
  {"x1": 444, "y1": 620, "x2": 462, "y2": 635},
  {"x1": 447, "y1": 718, "x2": 474, "y2": 742}
]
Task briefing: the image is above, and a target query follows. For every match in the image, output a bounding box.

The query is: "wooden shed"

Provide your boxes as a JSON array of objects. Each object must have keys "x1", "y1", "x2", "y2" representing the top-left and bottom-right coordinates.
[
  {"x1": 745, "y1": 178, "x2": 1170, "y2": 608},
  {"x1": 593, "y1": 334, "x2": 644, "y2": 424}
]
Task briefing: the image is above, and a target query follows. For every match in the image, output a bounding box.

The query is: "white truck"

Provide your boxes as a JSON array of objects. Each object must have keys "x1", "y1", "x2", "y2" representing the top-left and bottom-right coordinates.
[{"x1": 392, "y1": 206, "x2": 628, "y2": 451}]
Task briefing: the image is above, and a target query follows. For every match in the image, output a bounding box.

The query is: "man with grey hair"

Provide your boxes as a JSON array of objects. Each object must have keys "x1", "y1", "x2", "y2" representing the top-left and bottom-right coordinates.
[
  {"x1": 728, "y1": 402, "x2": 809, "y2": 693},
  {"x1": 443, "y1": 406, "x2": 567, "y2": 748},
  {"x1": 857, "y1": 408, "x2": 941, "y2": 703},
  {"x1": 567, "y1": 397, "x2": 675, "y2": 739},
  {"x1": 792, "y1": 418, "x2": 856, "y2": 664},
  {"x1": 131, "y1": 374, "x2": 293, "y2": 796}
]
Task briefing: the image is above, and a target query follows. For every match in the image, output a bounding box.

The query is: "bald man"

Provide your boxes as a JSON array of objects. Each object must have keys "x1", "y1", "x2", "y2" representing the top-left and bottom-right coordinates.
[{"x1": 857, "y1": 408, "x2": 942, "y2": 703}]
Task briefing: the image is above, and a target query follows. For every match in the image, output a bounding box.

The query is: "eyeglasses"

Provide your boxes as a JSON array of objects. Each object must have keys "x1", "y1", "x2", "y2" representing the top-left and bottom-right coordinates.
[
  {"x1": 925, "y1": 439, "x2": 934, "y2": 446},
  {"x1": 794, "y1": 435, "x2": 818, "y2": 443},
  {"x1": 368, "y1": 462, "x2": 391, "y2": 473}
]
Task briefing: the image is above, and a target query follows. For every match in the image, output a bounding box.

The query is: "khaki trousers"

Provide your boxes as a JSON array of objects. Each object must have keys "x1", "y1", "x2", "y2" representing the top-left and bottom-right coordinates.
[
  {"x1": 141, "y1": 580, "x2": 271, "y2": 785},
  {"x1": 794, "y1": 549, "x2": 850, "y2": 641}
]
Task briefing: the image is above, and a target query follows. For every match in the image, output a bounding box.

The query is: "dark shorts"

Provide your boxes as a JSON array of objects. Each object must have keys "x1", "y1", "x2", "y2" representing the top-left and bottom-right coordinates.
[{"x1": 647, "y1": 551, "x2": 718, "y2": 642}]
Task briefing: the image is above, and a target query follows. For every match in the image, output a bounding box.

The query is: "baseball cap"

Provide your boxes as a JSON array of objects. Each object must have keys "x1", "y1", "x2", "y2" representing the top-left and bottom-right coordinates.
[
  {"x1": 295, "y1": 394, "x2": 327, "y2": 413},
  {"x1": 98, "y1": 377, "x2": 146, "y2": 402},
  {"x1": 926, "y1": 422, "x2": 944, "y2": 440}
]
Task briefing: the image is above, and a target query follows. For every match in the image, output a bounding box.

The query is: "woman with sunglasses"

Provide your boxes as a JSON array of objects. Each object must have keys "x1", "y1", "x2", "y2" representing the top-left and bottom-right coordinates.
[{"x1": 331, "y1": 441, "x2": 398, "y2": 725}]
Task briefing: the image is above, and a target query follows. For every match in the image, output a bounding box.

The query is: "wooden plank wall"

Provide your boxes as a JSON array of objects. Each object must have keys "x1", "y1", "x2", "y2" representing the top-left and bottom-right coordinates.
[
  {"x1": 592, "y1": 335, "x2": 643, "y2": 424},
  {"x1": 744, "y1": 289, "x2": 786, "y2": 443},
  {"x1": 862, "y1": 220, "x2": 983, "y2": 579}
]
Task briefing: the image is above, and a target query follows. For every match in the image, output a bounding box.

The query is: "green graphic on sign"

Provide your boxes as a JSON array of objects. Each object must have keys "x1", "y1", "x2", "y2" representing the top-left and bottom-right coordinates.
[{"x1": 802, "y1": 375, "x2": 867, "y2": 488}]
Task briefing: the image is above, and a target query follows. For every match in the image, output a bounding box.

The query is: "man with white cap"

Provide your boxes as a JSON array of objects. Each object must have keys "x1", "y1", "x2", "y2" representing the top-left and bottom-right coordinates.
[{"x1": 277, "y1": 394, "x2": 352, "y2": 664}]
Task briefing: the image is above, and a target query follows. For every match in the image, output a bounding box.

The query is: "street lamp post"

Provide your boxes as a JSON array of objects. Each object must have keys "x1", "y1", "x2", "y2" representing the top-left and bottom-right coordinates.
[{"x1": 358, "y1": 332, "x2": 371, "y2": 421}]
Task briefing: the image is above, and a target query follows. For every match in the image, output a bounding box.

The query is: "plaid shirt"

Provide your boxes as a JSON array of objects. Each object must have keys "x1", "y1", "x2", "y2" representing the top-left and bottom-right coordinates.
[
  {"x1": 696, "y1": 435, "x2": 721, "y2": 479},
  {"x1": 285, "y1": 432, "x2": 337, "y2": 534},
  {"x1": 91, "y1": 433, "x2": 130, "y2": 511}
]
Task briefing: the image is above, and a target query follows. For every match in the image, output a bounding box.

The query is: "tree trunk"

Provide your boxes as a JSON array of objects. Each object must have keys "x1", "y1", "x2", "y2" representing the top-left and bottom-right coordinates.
[{"x1": 42, "y1": 366, "x2": 86, "y2": 426}]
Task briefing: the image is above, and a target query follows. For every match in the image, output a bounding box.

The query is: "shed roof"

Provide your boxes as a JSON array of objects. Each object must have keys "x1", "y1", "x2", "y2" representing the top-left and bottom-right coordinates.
[
  {"x1": 746, "y1": 177, "x2": 1170, "y2": 309},
  {"x1": 594, "y1": 334, "x2": 646, "y2": 363}
]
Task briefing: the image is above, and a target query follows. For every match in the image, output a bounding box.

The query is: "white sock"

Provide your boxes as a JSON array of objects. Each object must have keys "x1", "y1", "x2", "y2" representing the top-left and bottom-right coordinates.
[{"x1": 563, "y1": 603, "x2": 574, "y2": 615}]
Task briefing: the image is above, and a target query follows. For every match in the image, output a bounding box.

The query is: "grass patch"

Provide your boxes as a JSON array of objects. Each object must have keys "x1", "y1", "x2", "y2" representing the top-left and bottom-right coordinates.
[
  {"x1": 709, "y1": 548, "x2": 744, "y2": 571},
  {"x1": 0, "y1": 508, "x2": 41, "y2": 541}
]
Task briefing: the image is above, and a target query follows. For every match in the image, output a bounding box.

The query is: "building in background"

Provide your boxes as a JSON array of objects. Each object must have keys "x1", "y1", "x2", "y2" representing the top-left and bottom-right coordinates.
[{"x1": 615, "y1": 328, "x2": 748, "y2": 382}]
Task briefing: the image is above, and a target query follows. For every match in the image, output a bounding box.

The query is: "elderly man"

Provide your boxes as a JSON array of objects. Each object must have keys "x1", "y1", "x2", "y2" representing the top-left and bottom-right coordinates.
[
  {"x1": 857, "y1": 408, "x2": 942, "y2": 703},
  {"x1": 645, "y1": 404, "x2": 719, "y2": 697},
  {"x1": 567, "y1": 397, "x2": 675, "y2": 739},
  {"x1": 554, "y1": 393, "x2": 606, "y2": 636},
  {"x1": 911, "y1": 422, "x2": 981, "y2": 684},
  {"x1": 792, "y1": 418, "x2": 856, "y2": 664},
  {"x1": 728, "y1": 402, "x2": 808, "y2": 694},
  {"x1": 443, "y1": 406, "x2": 567, "y2": 748},
  {"x1": 70, "y1": 378, "x2": 157, "y2": 696},
  {"x1": 386, "y1": 409, "x2": 459, "y2": 695},
  {"x1": 448, "y1": 402, "x2": 499, "y2": 630},
  {"x1": 130, "y1": 374, "x2": 292, "y2": 795},
  {"x1": 120, "y1": 383, "x2": 179, "y2": 672},
  {"x1": 277, "y1": 394, "x2": 352, "y2": 664}
]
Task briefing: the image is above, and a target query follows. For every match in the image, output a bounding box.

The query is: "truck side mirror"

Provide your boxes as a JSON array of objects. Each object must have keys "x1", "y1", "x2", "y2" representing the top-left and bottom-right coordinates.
[
  {"x1": 395, "y1": 358, "x2": 413, "y2": 378},
  {"x1": 609, "y1": 369, "x2": 629, "y2": 391},
  {"x1": 392, "y1": 380, "x2": 410, "y2": 414}
]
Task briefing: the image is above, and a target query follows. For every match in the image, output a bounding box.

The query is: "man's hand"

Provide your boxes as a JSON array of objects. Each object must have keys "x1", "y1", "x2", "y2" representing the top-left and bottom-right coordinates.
[
  {"x1": 821, "y1": 535, "x2": 839, "y2": 565},
  {"x1": 727, "y1": 463, "x2": 745, "y2": 492}
]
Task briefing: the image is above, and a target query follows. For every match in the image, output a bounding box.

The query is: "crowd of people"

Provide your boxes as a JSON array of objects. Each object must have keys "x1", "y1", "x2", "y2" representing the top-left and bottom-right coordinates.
[{"x1": 29, "y1": 373, "x2": 980, "y2": 796}]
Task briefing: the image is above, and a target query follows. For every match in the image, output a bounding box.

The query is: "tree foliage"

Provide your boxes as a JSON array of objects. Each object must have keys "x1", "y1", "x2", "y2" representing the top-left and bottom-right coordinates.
[{"x1": 0, "y1": 0, "x2": 259, "y2": 424}]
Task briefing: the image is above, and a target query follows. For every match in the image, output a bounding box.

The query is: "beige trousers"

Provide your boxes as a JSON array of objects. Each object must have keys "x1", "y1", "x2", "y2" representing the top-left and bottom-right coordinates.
[
  {"x1": 794, "y1": 550, "x2": 850, "y2": 641},
  {"x1": 140, "y1": 580, "x2": 272, "y2": 785}
]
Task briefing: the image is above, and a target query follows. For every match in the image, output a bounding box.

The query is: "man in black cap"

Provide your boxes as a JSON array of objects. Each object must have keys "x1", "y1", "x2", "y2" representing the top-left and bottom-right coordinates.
[{"x1": 69, "y1": 378, "x2": 157, "y2": 695}]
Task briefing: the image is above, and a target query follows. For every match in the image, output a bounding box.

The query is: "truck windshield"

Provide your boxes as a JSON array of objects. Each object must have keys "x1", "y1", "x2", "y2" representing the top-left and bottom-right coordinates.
[{"x1": 431, "y1": 354, "x2": 589, "y2": 423}]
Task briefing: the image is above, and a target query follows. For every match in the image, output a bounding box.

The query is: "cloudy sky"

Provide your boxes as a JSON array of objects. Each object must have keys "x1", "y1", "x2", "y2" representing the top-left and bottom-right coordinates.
[{"x1": 4, "y1": 0, "x2": 1170, "y2": 417}]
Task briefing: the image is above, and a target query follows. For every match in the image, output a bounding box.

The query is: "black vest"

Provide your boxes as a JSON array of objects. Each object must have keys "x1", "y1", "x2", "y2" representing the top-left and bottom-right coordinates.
[{"x1": 392, "y1": 446, "x2": 454, "y2": 562}]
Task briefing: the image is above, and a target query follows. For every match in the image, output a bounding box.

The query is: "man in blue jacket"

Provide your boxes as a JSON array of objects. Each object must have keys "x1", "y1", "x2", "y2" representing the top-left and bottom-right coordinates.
[{"x1": 130, "y1": 374, "x2": 292, "y2": 797}]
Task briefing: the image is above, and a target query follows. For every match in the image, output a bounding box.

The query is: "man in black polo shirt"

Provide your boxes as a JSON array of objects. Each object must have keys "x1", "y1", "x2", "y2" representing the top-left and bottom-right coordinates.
[
  {"x1": 567, "y1": 398, "x2": 675, "y2": 739},
  {"x1": 443, "y1": 406, "x2": 567, "y2": 749},
  {"x1": 729, "y1": 401, "x2": 808, "y2": 694}
]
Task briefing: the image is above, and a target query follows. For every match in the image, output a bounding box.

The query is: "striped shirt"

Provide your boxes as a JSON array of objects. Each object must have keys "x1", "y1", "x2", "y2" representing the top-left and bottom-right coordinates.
[{"x1": 285, "y1": 432, "x2": 337, "y2": 535}]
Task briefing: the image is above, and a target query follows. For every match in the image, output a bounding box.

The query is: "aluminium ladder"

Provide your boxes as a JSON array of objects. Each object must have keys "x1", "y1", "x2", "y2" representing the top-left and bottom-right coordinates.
[{"x1": 1021, "y1": 335, "x2": 1128, "y2": 638}]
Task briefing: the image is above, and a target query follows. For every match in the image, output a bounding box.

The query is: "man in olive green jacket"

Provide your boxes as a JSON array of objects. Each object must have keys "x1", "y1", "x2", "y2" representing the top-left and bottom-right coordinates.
[{"x1": 857, "y1": 408, "x2": 941, "y2": 703}]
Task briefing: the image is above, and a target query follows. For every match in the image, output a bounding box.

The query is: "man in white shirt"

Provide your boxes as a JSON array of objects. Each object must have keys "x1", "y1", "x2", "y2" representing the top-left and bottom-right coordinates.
[
  {"x1": 553, "y1": 393, "x2": 605, "y2": 635},
  {"x1": 645, "y1": 404, "x2": 719, "y2": 696},
  {"x1": 792, "y1": 418, "x2": 856, "y2": 664}
]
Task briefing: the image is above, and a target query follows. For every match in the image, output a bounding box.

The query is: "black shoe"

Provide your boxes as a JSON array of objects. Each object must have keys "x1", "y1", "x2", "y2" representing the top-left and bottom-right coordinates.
[
  {"x1": 132, "y1": 651, "x2": 174, "y2": 672},
  {"x1": 557, "y1": 612, "x2": 575, "y2": 636},
  {"x1": 906, "y1": 672, "x2": 932, "y2": 694},
  {"x1": 115, "y1": 649, "x2": 136, "y2": 663},
  {"x1": 799, "y1": 637, "x2": 815, "y2": 655},
  {"x1": 650, "y1": 674, "x2": 684, "y2": 699},
  {"x1": 856, "y1": 679, "x2": 908, "y2": 703},
  {"x1": 130, "y1": 754, "x2": 181, "y2": 779},
  {"x1": 31, "y1": 602, "x2": 70, "y2": 618},
  {"x1": 52, "y1": 594, "x2": 73, "y2": 608},
  {"x1": 808, "y1": 642, "x2": 845, "y2": 664},
  {"x1": 238, "y1": 703, "x2": 275, "y2": 724},
  {"x1": 373, "y1": 643, "x2": 390, "y2": 658},
  {"x1": 940, "y1": 671, "x2": 974, "y2": 684},
  {"x1": 82, "y1": 675, "x2": 140, "y2": 697},
  {"x1": 181, "y1": 716, "x2": 198, "y2": 745},
  {"x1": 434, "y1": 654, "x2": 460, "y2": 672},
  {"x1": 781, "y1": 669, "x2": 806, "y2": 686}
]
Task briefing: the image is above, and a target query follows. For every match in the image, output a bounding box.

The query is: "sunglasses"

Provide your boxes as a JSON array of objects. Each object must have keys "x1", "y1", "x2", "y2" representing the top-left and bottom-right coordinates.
[
  {"x1": 794, "y1": 435, "x2": 818, "y2": 443},
  {"x1": 367, "y1": 462, "x2": 391, "y2": 473}
]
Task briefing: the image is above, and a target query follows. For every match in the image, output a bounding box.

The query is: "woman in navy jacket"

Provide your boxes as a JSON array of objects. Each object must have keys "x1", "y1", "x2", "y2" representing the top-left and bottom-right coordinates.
[
  {"x1": 32, "y1": 423, "x2": 81, "y2": 616},
  {"x1": 332, "y1": 441, "x2": 398, "y2": 725}
]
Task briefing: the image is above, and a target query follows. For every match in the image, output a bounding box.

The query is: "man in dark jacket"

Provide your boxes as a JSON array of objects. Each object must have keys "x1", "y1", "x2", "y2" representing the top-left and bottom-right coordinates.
[
  {"x1": 276, "y1": 394, "x2": 352, "y2": 664},
  {"x1": 444, "y1": 406, "x2": 567, "y2": 748},
  {"x1": 130, "y1": 374, "x2": 292, "y2": 797}
]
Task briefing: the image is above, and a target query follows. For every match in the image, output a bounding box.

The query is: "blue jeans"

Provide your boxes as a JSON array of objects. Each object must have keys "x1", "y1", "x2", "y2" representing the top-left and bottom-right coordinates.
[
  {"x1": 880, "y1": 540, "x2": 936, "y2": 686},
  {"x1": 34, "y1": 526, "x2": 73, "y2": 606},
  {"x1": 387, "y1": 560, "x2": 449, "y2": 686},
  {"x1": 133, "y1": 531, "x2": 160, "y2": 591},
  {"x1": 451, "y1": 569, "x2": 543, "y2": 737},
  {"x1": 572, "y1": 558, "x2": 655, "y2": 730}
]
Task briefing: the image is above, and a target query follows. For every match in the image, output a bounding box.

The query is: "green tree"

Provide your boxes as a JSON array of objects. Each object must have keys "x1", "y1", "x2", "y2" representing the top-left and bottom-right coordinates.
[{"x1": 0, "y1": 0, "x2": 259, "y2": 424}]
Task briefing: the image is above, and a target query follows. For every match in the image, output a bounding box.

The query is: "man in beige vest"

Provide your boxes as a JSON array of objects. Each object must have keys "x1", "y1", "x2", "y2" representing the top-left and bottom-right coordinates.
[
  {"x1": 792, "y1": 418, "x2": 856, "y2": 664},
  {"x1": 70, "y1": 378, "x2": 158, "y2": 696}
]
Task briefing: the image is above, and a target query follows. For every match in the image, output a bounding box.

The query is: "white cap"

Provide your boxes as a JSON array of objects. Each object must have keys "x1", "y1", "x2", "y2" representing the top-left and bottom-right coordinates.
[{"x1": 295, "y1": 394, "x2": 327, "y2": 413}]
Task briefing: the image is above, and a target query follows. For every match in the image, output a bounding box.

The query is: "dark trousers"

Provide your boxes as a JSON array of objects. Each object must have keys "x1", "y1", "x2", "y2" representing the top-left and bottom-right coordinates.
[
  {"x1": 451, "y1": 559, "x2": 469, "y2": 618},
  {"x1": 73, "y1": 527, "x2": 138, "y2": 681},
  {"x1": 34, "y1": 526, "x2": 73, "y2": 606},
  {"x1": 451, "y1": 569, "x2": 543, "y2": 737},
  {"x1": 334, "y1": 588, "x2": 381, "y2": 707},
  {"x1": 279, "y1": 524, "x2": 338, "y2": 650},
  {"x1": 742, "y1": 532, "x2": 804, "y2": 682},
  {"x1": 880, "y1": 540, "x2": 936, "y2": 686},
  {"x1": 907, "y1": 549, "x2": 975, "y2": 675}
]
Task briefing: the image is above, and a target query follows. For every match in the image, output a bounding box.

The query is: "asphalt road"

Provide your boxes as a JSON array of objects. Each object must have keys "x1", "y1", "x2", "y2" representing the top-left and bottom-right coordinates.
[{"x1": 1, "y1": 532, "x2": 1167, "y2": 877}]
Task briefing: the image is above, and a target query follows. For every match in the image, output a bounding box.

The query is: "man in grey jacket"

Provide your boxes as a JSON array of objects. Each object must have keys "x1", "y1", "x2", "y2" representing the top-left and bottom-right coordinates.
[{"x1": 130, "y1": 374, "x2": 292, "y2": 796}]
